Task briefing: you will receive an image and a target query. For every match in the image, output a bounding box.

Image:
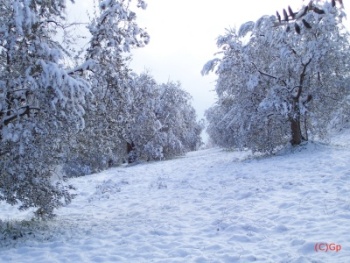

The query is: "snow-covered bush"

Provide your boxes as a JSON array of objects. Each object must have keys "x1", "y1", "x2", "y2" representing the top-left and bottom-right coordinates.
[{"x1": 62, "y1": 158, "x2": 92, "y2": 178}]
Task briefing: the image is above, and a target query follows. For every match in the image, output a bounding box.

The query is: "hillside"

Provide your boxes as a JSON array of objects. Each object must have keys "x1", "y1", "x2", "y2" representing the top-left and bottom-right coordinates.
[{"x1": 1, "y1": 140, "x2": 350, "y2": 262}]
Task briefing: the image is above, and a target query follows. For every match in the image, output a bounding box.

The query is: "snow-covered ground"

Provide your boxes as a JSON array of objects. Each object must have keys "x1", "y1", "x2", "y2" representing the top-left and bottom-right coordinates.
[{"x1": 1, "y1": 139, "x2": 350, "y2": 262}]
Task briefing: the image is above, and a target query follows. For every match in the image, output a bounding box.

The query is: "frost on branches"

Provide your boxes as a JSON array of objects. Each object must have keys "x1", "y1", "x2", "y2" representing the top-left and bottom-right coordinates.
[
  {"x1": 64, "y1": 0, "x2": 150, "y2": 175},
  {"x1": 64, "y1": 0, "x2": 201, "y2": 175},
  {"x1": 0, "y1": 0, "x2": 90, "y2": 218},
  {"x1": 0, "y1": 0, "x2": 203, "y2": 217},
  {"x1": 125, "y1": 73, "x2": 203, "y2": 162},
  {"x1": 203, "y1": 0, "x2": 350, "y2": 153}
]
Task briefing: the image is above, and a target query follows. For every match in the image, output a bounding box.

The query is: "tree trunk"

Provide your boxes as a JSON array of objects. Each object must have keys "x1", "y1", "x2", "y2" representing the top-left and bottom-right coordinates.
[
  {"x1": 126, "y1": 142, "x2": 136, "y2": 163},
  {"x1": 290, "y1": 117, "x2": 303, "y2": 145},
  {"x1": 289, "y1": 58, "x2": 312, "y2": 146}
]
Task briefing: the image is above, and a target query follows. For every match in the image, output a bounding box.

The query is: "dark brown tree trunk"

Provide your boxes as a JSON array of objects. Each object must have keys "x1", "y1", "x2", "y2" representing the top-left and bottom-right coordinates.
[
  {"x1": 289, "y1": 58, "x2": 312, "y2": 146},
  {"x1": 126, "y1": 142, "x2": 134, "y2": 155},
  {"x1": 290, "y1": 117, "x2": 303, "y2": 145},
  {"x1": 126, "y1": 142, "x2": 136, "y2": 163}
]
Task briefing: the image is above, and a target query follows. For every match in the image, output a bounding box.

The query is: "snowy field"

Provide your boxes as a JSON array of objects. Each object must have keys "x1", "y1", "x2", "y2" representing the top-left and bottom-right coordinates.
[{"x1": 1, "y1": 138, "x2": 350, "y2": 262}]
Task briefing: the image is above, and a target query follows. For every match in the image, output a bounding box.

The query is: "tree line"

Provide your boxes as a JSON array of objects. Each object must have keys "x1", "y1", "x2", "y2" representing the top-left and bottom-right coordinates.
[{"x1": 0, "y1": 0, "x2": 202, "y2": 218}]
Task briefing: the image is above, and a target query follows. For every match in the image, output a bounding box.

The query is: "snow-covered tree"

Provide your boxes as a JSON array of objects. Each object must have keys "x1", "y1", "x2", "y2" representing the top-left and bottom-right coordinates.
[
  {"x1": 202, "y1": 0, "x2": 350, "y2": 153},
  {"x1": 123, "y1": 73, "x2": 203, "y2": 162},
  {"x1": 64, "y1": 0, "x2": 150, "y2": 175},
  {"x1": 156, "y1": 81, "x2": 203, "y2": 158},
  {"x1": 122, "y1": 73, "x2": 161, "y2": 162},
  {"x1": 0, "y1": 0, "x2": 90, "y2": 217}
]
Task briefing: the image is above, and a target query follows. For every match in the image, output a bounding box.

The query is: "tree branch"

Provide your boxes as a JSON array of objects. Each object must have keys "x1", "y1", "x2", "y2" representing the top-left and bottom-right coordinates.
[
  {"x1": 252, "y1": 62, "x2": 287, "y2": 86},
  {"x1": 252, "y1": 62, "x2": 277, "y2": 80},
  {"x1": 3, "y1": 106, "x2": 40, "y2": 126},
  {"x1": 294, "y1": 58, "x2": 312, "y2": 100}
]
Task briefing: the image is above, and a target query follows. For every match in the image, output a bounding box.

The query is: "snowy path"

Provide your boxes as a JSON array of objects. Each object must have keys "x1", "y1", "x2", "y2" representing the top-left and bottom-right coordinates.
[{"x1": 1, "y1": 143, "x2": 350, "y2": 262}]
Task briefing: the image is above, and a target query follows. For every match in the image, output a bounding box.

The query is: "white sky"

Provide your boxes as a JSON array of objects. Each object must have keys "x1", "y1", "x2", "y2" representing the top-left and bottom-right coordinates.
[{"x1": 68, "y1": 0, "x2": 350, "y2": 121}]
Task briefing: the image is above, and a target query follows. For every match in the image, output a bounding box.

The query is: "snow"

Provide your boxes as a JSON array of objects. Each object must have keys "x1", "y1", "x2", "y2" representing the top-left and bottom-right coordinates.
[{"x1": 1, "y1": 139, "x2": 350, "y2": 262}]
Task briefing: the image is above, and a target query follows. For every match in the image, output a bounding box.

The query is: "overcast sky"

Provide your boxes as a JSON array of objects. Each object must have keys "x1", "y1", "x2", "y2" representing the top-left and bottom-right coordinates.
[{"x1": 68, "y1": 0, "x2": 349, "y2": 121}]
